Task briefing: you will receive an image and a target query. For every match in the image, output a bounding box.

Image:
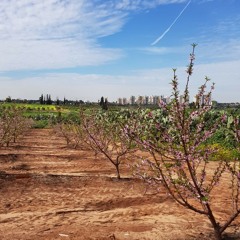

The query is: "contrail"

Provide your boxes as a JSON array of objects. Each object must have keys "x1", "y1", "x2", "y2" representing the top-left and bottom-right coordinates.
[{"x1": 151, "y1": 0, "x2": 191, "y2": 46}]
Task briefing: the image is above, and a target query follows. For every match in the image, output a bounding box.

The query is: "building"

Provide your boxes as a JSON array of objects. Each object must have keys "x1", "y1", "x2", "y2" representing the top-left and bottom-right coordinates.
[
  {"x1": 129, "y1": 96, "x2": 136, "y2": 105},
  {"x1": 117, "y1": 95, "x2": 172, "y2": 106},
  {"x1": 145, "y1": 96, "x2": 149, "y2": 105},
  {"x1": 122, "y1": 98, "x2": 128, "y2": 105},
  {"x1": 117, "y1": 98, "x2": 123, "y2": 105},
  {"x1": 136, "y1": 96, "x2": 144, "y2": 105},
  {"x1": 194, "y1": 94, "x2": 212, "y2": 107},
  {"x1": 152, "y1": 96, "x2": 160, "y2": 105},
  {"x1": 179, "y1": 94, "x2": 189, "y2": 105}
]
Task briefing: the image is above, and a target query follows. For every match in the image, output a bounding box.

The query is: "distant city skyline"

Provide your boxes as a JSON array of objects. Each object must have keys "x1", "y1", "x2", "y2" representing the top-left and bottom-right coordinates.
[{"x1": 0, "y1": 0, "x2": 239, "y2": 102}]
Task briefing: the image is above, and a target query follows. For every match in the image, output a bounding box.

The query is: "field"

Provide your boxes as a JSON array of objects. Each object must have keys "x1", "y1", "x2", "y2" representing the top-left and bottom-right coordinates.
[{"x1": 0, "y1": 128, "x2": 240, "y2": 240}]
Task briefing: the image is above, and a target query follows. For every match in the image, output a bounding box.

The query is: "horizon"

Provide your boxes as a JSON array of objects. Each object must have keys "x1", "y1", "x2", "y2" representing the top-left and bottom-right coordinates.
[
  {"x1": 2, "y1": 94, "x2": 240, "y2": 105},
  {"x1": 0, "y1": 0, "x2": 239, "y2": 102}
]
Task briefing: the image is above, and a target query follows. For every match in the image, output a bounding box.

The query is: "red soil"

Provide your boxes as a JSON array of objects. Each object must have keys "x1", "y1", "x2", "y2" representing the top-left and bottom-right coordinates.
[{"x1": 0, "y1": 129, "x2": 239, "y2": 240}]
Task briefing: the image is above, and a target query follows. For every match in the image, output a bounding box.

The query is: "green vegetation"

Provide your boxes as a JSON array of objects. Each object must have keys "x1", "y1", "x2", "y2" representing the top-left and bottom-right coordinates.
[
  {"x1": 1, "y1": 102, "x2": 239, "y2": 152},
  {"x1": 0, "y1": 102, "x2": 81, "y2": 128}
]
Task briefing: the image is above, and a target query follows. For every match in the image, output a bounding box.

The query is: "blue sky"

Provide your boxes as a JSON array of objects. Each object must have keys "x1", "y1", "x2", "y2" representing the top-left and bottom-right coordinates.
[{"x1": 0, "y1": 0, "x2": 239, "y2": 102}]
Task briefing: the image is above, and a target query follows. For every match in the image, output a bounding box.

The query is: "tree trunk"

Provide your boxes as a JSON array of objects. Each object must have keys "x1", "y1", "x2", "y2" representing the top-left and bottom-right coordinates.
[
  {"x1": 214, "y1": 228, "x2": 222, "y2": 240},
  {"x1": 206, "y1": 205, "x2": 223, "y2": 240},
  {"x1": 115, "y1": 164, "x2": 121, "y2": 179}
]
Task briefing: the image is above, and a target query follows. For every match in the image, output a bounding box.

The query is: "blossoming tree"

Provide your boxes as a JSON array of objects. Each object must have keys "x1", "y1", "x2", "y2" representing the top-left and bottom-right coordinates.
[{"x1": 128, "y1": 44, "x2": 240, "y2": 240}]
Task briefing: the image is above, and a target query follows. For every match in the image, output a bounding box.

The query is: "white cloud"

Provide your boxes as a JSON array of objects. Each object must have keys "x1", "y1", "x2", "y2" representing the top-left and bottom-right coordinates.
[
  {"x1": 183, "y1": 14, "x2": 240, "y2": 64},
  {"x1": 0, "y1": 60, "x2": 239, "y2": 102},
  {"x1": 0, "y1": 39, "x2": 123, "y2": 71},
  {"x1": 0, "y1": 0, "x2": 126, "y2": 71},
  {"x1": 140, "y1": 46, "x2": 186, "y2": 55},
  {"x1": 0, "y1": 0, "x2": 188, "y2": 71},
  {"x1": 197, "y1": 39, "x2": 240, "y2": 63},
  {"x1": 114, "y1": 0, "x2": 187, "y2": 10},
  {"x1": 198, "y1": 0, "x2": 214, "y2": 3}
]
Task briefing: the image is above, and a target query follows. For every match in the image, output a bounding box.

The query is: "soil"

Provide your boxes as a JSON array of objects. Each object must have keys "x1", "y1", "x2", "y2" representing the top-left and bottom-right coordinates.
[{"x1": 0, "y1": 129, "x2": 239, "y2": 240}]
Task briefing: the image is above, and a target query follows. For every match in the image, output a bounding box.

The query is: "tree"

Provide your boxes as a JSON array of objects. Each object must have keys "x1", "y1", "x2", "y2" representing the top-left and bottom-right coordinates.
[
  {"x1": 81, "y1": 110, "x2": 136, "y2": 179},
  {"x1": 100, "y1": 96, "x2": 104, "y2": 107},
  {"x1": 39, "y1": 94, "x2": 44, "y2": 105},
  {"x1": 99, "y1": 97, "x2": 108, "y2": 110},
  {"x1": 0, "y1": 107, "x2": 33, "y2": 146},
  {"x1": 103, "y1": 98, "x2": 108, "y2": 110},
  {"x1": 46, "y1": 94, "x2": 52, "y2": 105},
  {"x1": 56, "y1": 97, "x2": 60, "y2": 105},
  {"x1": 5, "y1": 96, "x2": 12, "y2": 103},
  {"x1": 128, "y1": 44, "x2": 240, "y2": 240}
]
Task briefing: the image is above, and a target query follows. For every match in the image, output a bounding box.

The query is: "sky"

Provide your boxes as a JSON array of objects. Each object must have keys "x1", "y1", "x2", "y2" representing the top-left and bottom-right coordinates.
[{"x1": 0, "y1": 0, "x2": 239, "y2": 103}]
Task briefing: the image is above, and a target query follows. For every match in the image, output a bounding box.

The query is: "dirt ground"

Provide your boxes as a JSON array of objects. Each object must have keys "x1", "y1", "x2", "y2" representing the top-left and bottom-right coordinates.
[{"x1": 0, "y1": 129, "x2": 239, "y2": 240}]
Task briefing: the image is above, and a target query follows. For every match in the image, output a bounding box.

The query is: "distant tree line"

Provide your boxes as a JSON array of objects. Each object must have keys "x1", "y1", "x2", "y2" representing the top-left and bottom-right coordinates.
[
  {"x1": 39, "y1": 94, "x2": 85, "y2": 105},
  {"x1": 39, "y1": 94, "x2": 53, "y2": 105},
  {"x1": 1, "y1": 95, "x2": 96, "y2": 106}
]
